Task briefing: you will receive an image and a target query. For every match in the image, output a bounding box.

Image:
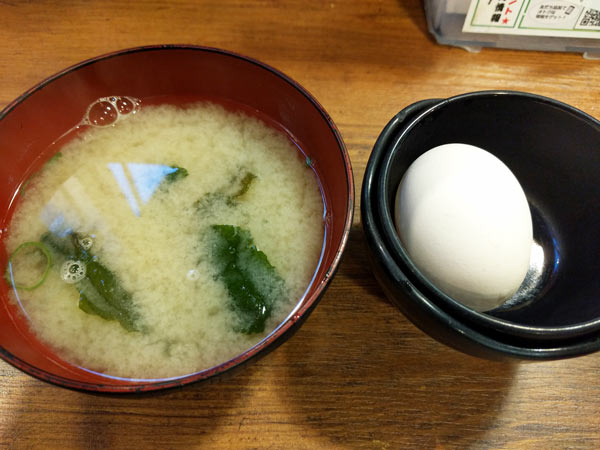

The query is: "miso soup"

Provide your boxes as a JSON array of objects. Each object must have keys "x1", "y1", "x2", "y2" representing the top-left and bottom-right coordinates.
[{"x1": 4, "y1": 101, "x2": 324, "y2": 379}]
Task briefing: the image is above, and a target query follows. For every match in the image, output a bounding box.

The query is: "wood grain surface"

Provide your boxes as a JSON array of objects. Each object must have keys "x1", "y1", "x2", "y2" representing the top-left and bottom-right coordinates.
[{"x1": 1, "y1": 1, "x2": 600, "y2": 448}]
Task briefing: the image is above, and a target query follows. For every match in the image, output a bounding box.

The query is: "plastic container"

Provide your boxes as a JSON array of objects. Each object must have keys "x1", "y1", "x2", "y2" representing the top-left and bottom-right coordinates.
[{"x1": 424, "y1": 0, "x2": 600, "y2": 59}]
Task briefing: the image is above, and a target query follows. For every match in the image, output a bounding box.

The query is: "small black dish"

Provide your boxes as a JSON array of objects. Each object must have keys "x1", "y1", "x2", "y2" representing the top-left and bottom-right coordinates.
[{"x1": 362, "y1": 91, "x2": 600, "y2": 359}]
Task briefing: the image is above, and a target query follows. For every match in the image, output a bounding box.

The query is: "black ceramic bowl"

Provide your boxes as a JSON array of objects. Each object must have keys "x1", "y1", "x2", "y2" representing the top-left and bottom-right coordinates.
[{"x1": 362, "y1": 91, "x2": 600, "y2": 359}]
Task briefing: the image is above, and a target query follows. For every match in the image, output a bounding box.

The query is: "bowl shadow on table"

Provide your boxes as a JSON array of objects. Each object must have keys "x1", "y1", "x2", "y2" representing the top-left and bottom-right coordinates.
[
  {"x1": 278, "y1": 224, "x2": 518, "y2": 448},
  {"x1": 1, "y1": 349, "x2": 264, "y2": 447}
]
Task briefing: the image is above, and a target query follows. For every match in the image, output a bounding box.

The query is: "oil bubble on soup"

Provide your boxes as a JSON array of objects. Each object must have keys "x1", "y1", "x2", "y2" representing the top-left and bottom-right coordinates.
[{"x1": 85, "y1": 96, "x2": 140, "y2": 127}]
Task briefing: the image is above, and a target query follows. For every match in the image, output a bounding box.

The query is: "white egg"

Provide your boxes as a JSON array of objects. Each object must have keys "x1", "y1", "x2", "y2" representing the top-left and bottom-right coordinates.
[{"x1": 394, "y1": 143, "x2": 533, "y2": 312}]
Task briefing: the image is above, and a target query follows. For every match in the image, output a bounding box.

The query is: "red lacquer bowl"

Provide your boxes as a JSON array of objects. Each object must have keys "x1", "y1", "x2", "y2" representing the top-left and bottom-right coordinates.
[{"x1": 0, "y1": 45, "x2": 354, "y2": 392}]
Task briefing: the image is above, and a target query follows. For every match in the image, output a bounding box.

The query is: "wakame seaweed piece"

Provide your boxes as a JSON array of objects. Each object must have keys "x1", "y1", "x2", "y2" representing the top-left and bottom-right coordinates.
[
  {"x1": 78, "y1": 274, "x2": 140, "y2": 332},
  {"x1": 195, "y1": 170, "x2": 257, "y2": 211},
  {"x1": 164, "y1": 166, "x2": 189, "y2": 184},
  {"x1": 81, "y1": 259, "x2": 141, "y2": 331},
  {"x1": 41, "y1": 231, "x2": 141, "y2": 332},
  {"x1": 48, "y1": 152, "x2": 62, "y2": 164},
  {"x1": 230, "y1": 172, "x2": 257, "y2": 201},
  {"x1": 209, "y1": 225, "x2": 285, "y2": 334},
  {"x1": 41, "y1": 232, "x2": 77, "y2": 260}
]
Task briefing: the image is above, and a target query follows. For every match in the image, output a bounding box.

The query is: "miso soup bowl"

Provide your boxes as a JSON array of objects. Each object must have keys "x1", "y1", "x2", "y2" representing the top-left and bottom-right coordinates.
[
  {"x1": 362, "y1": 91, "x2": 600, "y2": 360},
  {"x1": 0, "y1": 45, "x2": 354, "y2": 392}
]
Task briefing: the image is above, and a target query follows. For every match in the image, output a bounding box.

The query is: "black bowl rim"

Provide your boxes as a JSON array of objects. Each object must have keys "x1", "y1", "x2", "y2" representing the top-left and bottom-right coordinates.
[
  {"x1": 376, "y1": 90, "x2": 600, "y2": 341},
  {"x1": 361, "y1": 95, "x2": 600, "y2": 359},
  {"x1": 0, "y1": 44, "x2": 355, "y2": 393}
]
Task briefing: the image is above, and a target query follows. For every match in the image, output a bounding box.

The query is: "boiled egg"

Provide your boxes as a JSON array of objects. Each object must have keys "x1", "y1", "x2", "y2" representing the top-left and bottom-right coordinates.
[{"x1": 394, "y1": 143, "x2": 533, "y2": 312}]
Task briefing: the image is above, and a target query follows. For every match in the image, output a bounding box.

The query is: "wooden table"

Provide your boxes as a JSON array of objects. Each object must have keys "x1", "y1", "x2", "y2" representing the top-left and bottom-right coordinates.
[{"x1": 1, "y1": 1, "x2": 599, "y2": 448}]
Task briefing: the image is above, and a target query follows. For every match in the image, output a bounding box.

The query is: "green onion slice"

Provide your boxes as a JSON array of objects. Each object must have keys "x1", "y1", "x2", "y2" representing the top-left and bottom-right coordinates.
[{"x1": 6, "y1": 241, "x2": 52, "y2": 291}]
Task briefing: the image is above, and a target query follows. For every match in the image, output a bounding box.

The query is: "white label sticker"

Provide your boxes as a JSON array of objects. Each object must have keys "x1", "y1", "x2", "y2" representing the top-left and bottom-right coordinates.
[{"x1": 463, "y1": 0, "x2": 600, "y2": 38}]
